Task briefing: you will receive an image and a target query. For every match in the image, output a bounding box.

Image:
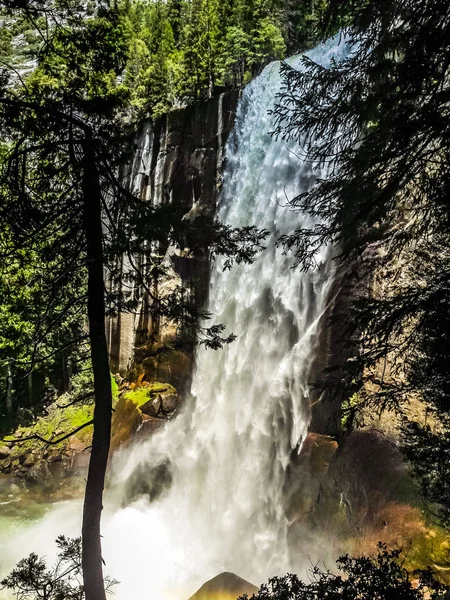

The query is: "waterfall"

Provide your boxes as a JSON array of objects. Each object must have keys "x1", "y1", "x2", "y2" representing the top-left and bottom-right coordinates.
[
  {"x1": 102, "y1": 36, "x2": 347, "y2": 599},
  {"x1": 0, "y1": 36, "x2": 349, "y2": 600}
]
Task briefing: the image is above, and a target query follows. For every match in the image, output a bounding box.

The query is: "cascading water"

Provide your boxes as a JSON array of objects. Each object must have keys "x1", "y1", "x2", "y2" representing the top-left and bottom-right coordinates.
[{"x1": 1, "y1": 36, "x2": 349, "y2": 600}]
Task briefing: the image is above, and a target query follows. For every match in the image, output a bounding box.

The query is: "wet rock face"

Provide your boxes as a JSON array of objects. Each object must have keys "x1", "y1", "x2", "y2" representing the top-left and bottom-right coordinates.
[
  {"x1": 284, "y1": 432, "x2": 338, "y2": 526},
  {"x1": 308, "y1": 259, "x2": 365, "y2": 438},
  {"x1": 122, "y1": 460, "x2": 173, "y2": 505},
  {"x1": 139, "y1": 348, "x2": 193, "y2": 392},
  {"x1": 107, "y1": 91, "x2": 240, "y2": 383},
  {"x1": 140, "y1": 390, "x2": 180, "y2": 417},
  {"x1": 110, "y1": 396, "x2": 144, "y2": 452}
]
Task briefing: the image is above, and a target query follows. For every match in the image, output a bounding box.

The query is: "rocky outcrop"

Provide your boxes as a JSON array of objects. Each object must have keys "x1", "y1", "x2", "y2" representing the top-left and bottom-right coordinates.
[
  {"x1": 110, "y1": 395, "x2": 144, "y2": 452},
  {"x1": 107, "y1": 91, "x2": 240, "y2": 385},
  {"x1": 284, "y1": 432, "x2": 338, "y2": 525},
  {"x1": 0, "y1": 437, "x2": 88, "y2": 499},
  {"x1": 308, "y1": 257, "x2": 365, "y2": 437},
  {"x1": 189, "y1": 572, "x2": 258, "y2": 600},
  {"x1": 110, "y1": 381, "x2": 180, "y2": 452}
]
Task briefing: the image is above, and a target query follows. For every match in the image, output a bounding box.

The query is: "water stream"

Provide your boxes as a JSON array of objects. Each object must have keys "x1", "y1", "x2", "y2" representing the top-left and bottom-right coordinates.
[{"x1": 0, "y1": 36, "x2": 349, "y2": 600}]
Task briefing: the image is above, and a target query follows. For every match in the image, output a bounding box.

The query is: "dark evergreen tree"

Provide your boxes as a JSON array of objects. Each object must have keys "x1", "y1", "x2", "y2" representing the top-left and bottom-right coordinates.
[
  {"x1": 272, "y1": 0, "x2": 450, "y2": 522},
  {"x1": 239, "y1": 545, "x2": 444, "y2": 600},
  {"x1": 1, "y1": 536, "x2": 118, "y2": 600}
]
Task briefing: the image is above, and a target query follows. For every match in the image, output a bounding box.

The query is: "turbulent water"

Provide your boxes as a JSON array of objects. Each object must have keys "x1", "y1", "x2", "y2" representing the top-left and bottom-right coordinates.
[{"x1": 1, "y1": 37, "x2": 349, "y2": 600}]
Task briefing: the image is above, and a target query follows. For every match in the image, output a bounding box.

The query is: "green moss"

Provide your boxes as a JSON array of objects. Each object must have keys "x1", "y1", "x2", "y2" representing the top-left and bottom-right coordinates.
[
  {"x1": 2, "y1": 379, "x2": 175, "y2": 469},
  {"x1": 122, "y1": 387, "x2": 151, "y2": 408},
  {"x1": 5, "y1": 400, "x2": 94, "y2": 461},
  {"x1": 111, "y1": 373, "x2": 119, "y2": 405},
  {"x1": 148, "y1": 382, "x2": 176, "y2": 394},
  {"x1": 65, "y1": 404, "x2": 94, "y2": 440},
  {"x1": 123, "y1": 382, "x2": 176, "y2": 408}
]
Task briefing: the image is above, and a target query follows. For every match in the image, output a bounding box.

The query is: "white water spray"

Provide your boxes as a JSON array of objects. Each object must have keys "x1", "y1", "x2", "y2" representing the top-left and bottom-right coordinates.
[{"x1": 1, "y1": 36, "x2": 349, "y2": 600}]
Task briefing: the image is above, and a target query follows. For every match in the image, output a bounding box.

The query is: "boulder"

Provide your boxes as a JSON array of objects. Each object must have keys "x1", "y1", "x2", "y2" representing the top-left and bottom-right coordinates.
[
  {"x1": 135, "y1": 417, "x2": 165, "y2": 440},
  {"x1": 0, "y1": 446, "x2": 11, "y2": 459},
  {"x1": 48, "y1": 453, "x2": 63, "y2": 463},
  {"x1": 188, "y1": 573, "x2": 258, "y2": 600},
  {"x1": 299, "y1": 433, "x2": 338, "y2": 476},
  {"x1": 284, "y1": 432, "x2": 338, "y2": 524},
  {"x1": 140, "y1": 395, "x2": 162, "y2": 418},
  {"x1": 141, "y1": 349, "x2": 192, "y2": 390},
  {"x1": 9, "y1": 483, "x2": 21, "y2": 494},
  {"x1": 2, "y1": 459, "x2": 11, "y2": 472},
  {"x1": 140, "y1": 387, "x2": 180, "y2": 417},
  {"x1": 161, "y1": 393, "x2": 179, "y2": 413},
  {"x1": 23, "y1": 453, "x2": 36, "y2": 468},
  {"x1": 24, "y1": 462, "x2": 51, "y2": 486},
  {"x1": 123, "y1": 460, "x2": 173, "y2": 505}
]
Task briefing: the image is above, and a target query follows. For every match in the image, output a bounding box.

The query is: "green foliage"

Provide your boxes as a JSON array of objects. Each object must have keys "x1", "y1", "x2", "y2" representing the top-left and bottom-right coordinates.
[
  {"x1": 2, "y1": 371, "x2": 120, "y2": 465},
  {"x1": 402, "y1": 417, "x2": 450, "y2": 527},
  {"x1": 118, "y1": 0, "x2": 337, "y2": 117},
  {"x1": 7, "y1": 401, "x2": 93, "y2": 459},
  {"x1": 0, "y1": 0, "x2": 347, "y2": 119},
  {"x1": 404, "y1": 523, "x2": 450, "y2": 581},
  {"x1": 1, "y1": 536, "x2": 84, "y2": 600},
  {"x1": 340, "y1": 392, "x2": 359, "y2": 431},
  {"x1": 241, "y1": 544, "x2": 444, "y2": 600},
  {"x1": 251, "y1": 17, "x2": 285, "y2": 65},
  {"x1": 0, "y1": 221, "x2": 87, "y2": 420},
  {"x1": 111, "y1": 374, "x2": 119, "y2": 404},
  {"x1": 0, "y1": 0, "x2": 133, "y2": 424},
  {"x1": 0, "y1": 536, "x2": 117, "y2": 600}
]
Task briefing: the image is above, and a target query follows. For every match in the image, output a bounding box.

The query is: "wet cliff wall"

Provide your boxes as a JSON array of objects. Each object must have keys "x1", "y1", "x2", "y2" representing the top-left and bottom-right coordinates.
[
  {"x1": 105, "y1": 82, "x2": 356, "y2": 437},
  {"x1": 106, "y1": 90, "x2": 240, "y2": 385}
]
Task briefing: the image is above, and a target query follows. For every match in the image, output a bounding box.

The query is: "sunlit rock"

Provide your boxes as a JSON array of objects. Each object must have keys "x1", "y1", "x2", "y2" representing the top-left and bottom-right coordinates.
[
  {"x1": 0, "y1": 445, "x2": 11, "y2": 459},
  {"x1": 188, "y1": 572, "x2": 258, "y2": 600},
  {"x1": 110, "y1": 396, "x2": 143, "y2": 452}
]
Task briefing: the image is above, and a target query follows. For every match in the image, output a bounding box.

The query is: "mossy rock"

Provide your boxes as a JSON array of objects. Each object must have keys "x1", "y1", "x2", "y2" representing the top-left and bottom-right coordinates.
[
  {"x1": 122, "y1": 382, "x2": 179, "y2": 417},
  {"x1": 122, "y1": 382, "x2": 176, "y2": 408},
  {"x1": 110, "y1": 396, "x2": 144, "y2": 452},
  {"x1": 110, "y1": 381, "x2": 179, "y2": 451}
]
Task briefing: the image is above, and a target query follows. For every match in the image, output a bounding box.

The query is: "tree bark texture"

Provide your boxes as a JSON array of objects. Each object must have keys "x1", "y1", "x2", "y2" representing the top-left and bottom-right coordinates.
[
  {"x1": 81, "y1": 136, "x2": 112, "y2": 600},
  {"x1": 6, "y1": 360, "x2": 14, "y2": 416}
]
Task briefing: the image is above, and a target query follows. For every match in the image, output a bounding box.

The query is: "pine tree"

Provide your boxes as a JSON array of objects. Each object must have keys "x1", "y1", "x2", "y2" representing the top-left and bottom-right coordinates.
[
  {"x1": 240, "y1": 545, "x2": 444, "y2": 600},
  {"x1": 272, "y1": 0, "x2": 450, "y2": 522}
]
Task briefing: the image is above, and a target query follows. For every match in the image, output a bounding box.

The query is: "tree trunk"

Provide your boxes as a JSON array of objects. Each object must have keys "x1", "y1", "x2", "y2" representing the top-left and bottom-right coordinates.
[
  {"x1": 81, "y1": 136, "x2": 112, "y2": 600},
  {"x1": 28, "y1": 371, "x2": 33, "y2": 408},
  {"x1": 6, "y1": 360, "x2": 14, "y2": 417}
]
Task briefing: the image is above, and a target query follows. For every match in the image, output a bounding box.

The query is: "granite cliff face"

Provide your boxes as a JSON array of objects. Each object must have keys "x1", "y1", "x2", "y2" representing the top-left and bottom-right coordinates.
[{"x1": 106, "y1": 90, "x2": 240, "y2": 385}]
